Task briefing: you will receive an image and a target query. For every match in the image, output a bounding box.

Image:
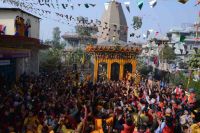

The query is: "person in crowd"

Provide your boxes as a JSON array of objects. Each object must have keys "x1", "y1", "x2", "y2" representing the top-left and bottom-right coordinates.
[{"x1": 0, "y1": 70, "x2": 199, "y2": 133}]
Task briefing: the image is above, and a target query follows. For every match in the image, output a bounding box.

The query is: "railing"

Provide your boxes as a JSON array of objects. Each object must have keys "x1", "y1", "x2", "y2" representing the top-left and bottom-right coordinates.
[
  {"x1": 0, "y1": 35, "x2": 50, "y2": 48},
  {"x1": 0, "y1": 35, "x2": 40, "y2": 43}
]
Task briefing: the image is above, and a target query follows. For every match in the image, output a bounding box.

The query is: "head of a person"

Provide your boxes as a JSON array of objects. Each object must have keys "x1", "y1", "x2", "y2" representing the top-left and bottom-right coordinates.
[{"x1": 165, "y1": 116, "x2": 173, "y2": 127}]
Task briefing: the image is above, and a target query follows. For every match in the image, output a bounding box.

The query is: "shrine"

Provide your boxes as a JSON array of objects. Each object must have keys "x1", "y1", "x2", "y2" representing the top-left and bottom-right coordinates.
[
  {"x1": 86, "y1": 44, "x2": 141, "y2": 82},
  {"x1": 86, "y1": 0, "x2": 142, "y2": 82}
]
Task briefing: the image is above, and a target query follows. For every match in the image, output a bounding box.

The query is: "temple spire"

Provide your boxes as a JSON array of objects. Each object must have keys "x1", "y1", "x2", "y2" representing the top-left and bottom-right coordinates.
[{"x1": 98, "y1": 0, "x2": 128, "y2": 43}]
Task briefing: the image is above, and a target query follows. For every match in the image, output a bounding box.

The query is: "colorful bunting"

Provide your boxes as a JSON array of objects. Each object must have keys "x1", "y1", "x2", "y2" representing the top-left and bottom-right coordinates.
[
  {"x1": 137, "y1": 0, "x2": 143, "y2": 10},
  {"x1": 2, "y1": 0, "x2": 195, "y2": 41}
]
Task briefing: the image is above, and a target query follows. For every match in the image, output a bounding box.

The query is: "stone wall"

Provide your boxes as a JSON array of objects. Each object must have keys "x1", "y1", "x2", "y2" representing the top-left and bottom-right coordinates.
[{"x1": 15, "y1": 48, "x2": 39, "y2": 79}]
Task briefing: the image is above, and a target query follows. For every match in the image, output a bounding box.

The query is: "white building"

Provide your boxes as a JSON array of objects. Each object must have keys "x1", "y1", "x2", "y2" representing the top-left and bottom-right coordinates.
[
  {"x1": 167, "y1": 24, "x2": 200, "y2": 63},
  {"x1": 141, "y1": 37, "x2": 172, "y2": 72},
  {"x1": 0, "y1": 8, "x2": 47, "y2": 85},
  {"x1": 0, "y1": 8, "x2": 40, "y2": 38}
]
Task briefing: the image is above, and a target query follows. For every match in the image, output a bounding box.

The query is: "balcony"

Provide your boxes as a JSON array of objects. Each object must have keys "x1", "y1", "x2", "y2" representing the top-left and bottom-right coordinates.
[{"x1": 0, "y1": 35, "x2": 49, "y2": 49}]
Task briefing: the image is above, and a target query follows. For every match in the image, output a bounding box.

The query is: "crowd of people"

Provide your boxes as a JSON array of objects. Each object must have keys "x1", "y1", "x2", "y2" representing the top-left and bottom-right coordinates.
[{"x1": 0, "y1": 70, "x2": 200, "y2": 133}]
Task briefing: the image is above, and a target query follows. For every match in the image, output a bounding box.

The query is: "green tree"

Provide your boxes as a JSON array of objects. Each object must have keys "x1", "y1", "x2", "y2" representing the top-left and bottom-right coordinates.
[
  {"x1": 188, "y1": 49, "x2": 200, "y2": 69},
  {"x1": 45, "y1": 27, "x2": 66, "y2": 49},
  {"x1": 159, "y1": 45, "x2": 176, "y2": 63},
  {"x1": 170, "y1": 71, "x2": 200, "y2": 100},
  {"x1": 39, "y1": 27, "x2": 66, "y2": 70},
  {"x1": 53, "y1": 27, "x2": 61, "y2": 43}
]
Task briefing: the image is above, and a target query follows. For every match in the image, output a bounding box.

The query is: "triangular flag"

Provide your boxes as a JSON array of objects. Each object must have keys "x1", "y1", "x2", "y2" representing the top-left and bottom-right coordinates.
[
  {"x1": 178, "y1": 0, "x2": 189, "y2": 4},
  {"x1": 143, "y1": 34, "x2": 147, "y2": 39},
  {"x1": 124, "y1": 2, "x2": 130, "y2": 13},
  {"x1": 104, "y1": 2, "x2": 109, "y2": 10},
  {"x1": 147, "y1": 30, "x2": 150, "y2": 38},
  {"x1": 148, "y1": 29, "x2": 154, "y2": 33},
  {"x1": 62, "y1": 4, "x2": 68, "y2": 9},
  {"x1": 155, "y1": 31, "x2": 159, "y2": 36},
  {"x1": 149, "y1": 0, "x2": 157, "y2": 8},
  {"x1": 180, "y1": 35, "x2": 186, "y2": 42},
  {"x1": 84, "y1": 3, "x2": 89, "y2": 8},
  {"x1": 89, "y1": 4, "x2": 96, "y2": 7},
  {"x1": 136, "y1": 35, "x2": 141, "y2": 38},
  {"x1": 137, "y1": 0, "x2": 143, "y2": 10},
  {"x1": 130, "y1": 33, "x2": 135, "y2": 37}
]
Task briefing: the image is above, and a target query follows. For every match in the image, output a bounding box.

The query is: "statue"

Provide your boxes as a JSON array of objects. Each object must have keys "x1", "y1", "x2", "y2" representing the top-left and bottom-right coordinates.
[
  {"x1": 15, "y1": 16, "x2": 31, "y2": 37},
  {"x1": 15, "y1": 16, "x2": 20, "y2": 36},
  {"x1": 19, "y1": 17, "x2": 25, "y2": 36},
  {"x1": 25, "y1": 19, "x2": 31, "y2": 37}
]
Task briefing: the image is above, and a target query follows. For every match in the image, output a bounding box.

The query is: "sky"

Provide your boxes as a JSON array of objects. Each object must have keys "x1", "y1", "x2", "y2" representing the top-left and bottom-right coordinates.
[{"x1": 0, "y1": 0, "x2": 199, "y2": 42}]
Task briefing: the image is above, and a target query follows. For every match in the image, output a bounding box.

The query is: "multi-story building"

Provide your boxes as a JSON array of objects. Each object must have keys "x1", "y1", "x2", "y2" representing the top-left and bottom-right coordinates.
[
  {"x1": 167, "y1": 23, "x2": 200, "y2": 64},
  {"x1": 141, "y1": 23, "x2": 200, "y2": 73},
  {"x1": 62, "y1": 16, "x2": 98, "y2": 50},
  {"x1": 0, "y1": 8, "x2": 48, "y2": 85},
  {"x1": 62, "y1": 31, "x2": 97, "y2": 50},
  {"x1": 141, "y1": 37, "x2": 170, "y2": 71}
]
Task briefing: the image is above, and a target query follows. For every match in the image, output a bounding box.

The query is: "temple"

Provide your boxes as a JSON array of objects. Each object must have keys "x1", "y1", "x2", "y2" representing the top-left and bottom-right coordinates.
[
  {"x1": 98, "y1": 0, "x2": 128, "y2": 43},
  {"x1": 86, "y1": 0, "x2": 141, "y2": 83}
]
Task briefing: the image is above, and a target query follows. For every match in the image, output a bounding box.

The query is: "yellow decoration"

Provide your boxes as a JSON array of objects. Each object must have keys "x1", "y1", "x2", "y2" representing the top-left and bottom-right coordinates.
[
  {"x1": 93, "y1": 58, "x2": 137, "y2": 83},
  {"x1": 95, "y1": 119, "x2": 102, "y2": 130},
  {"x1": 86, "y1": 45, "x2": 141, "y2": 83}
]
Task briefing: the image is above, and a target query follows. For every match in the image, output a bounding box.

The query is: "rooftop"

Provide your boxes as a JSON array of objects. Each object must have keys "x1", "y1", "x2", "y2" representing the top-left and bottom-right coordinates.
[
  {"x1": 185, "y1": 38, "x2": 200, "y2": 42},
  {"x1": 85, "y1": 44, "x2": 142, "y2": 54},
  {"x1": 168, "y1": 25, "x2": 200, "y2": 34},
  {"x1": 0, "y1": 8, "x2": 41, "y2": 19},
  {"x1": 62, "y1": 33, "x2": 97, "y2": 40}
]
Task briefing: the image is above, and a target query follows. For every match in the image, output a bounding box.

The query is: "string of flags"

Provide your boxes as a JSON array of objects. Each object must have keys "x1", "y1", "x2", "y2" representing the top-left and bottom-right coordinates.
[
  {"x1": 38, "y1": 0, "x2": 96, "y2": 9},
  {"x1": 0, "y1": 0, "x2": 198, "y2": 41},
  {"x1": 2, "y1": 0, "x2": 197, "y2": 14},
  {"x1": 4, "y1": 1, "x2": 134, "y2": 39}
]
